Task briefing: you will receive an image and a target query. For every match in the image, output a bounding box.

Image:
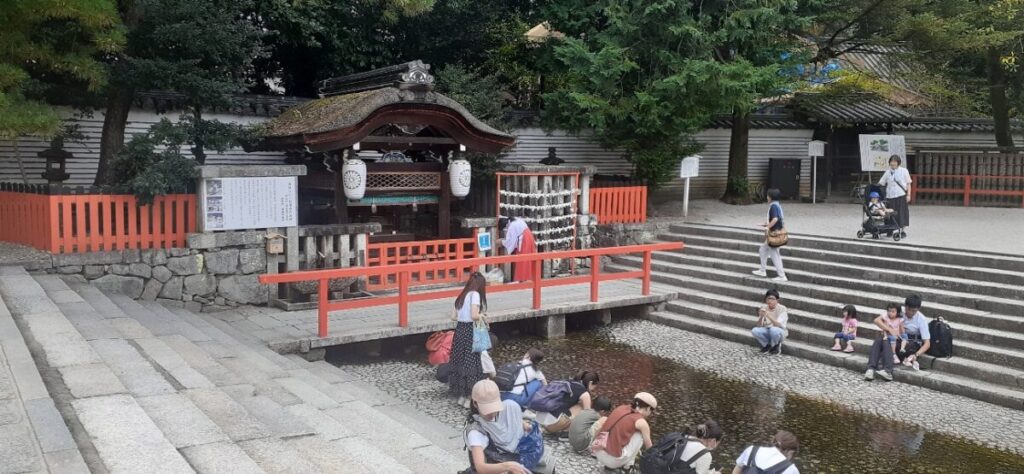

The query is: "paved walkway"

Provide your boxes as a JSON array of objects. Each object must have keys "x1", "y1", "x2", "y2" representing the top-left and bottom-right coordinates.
[{"x1": 650, "y1": 199, "x2": 1024, "y2": 254}]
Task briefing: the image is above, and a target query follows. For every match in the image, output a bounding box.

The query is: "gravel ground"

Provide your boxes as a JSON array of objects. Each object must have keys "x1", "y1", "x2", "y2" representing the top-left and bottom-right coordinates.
[
  {"x1": 649, "y1": 199, "x2": 1024, "y2": 254},
  {"x1": 336, "y1": 319, "x2": 1024, "y2": 474}
]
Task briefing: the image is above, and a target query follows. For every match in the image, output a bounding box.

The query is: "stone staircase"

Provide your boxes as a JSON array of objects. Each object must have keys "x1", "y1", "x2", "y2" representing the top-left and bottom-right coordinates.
[
  {"x1": 610, "y1": 223, "x2": 1024, "y2": 410},
  {"x1": 0, "y1": 266, "x2": 465, "y2": 473}
]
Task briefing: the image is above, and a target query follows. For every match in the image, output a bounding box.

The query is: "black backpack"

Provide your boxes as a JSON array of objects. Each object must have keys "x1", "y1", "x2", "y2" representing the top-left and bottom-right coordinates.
[
  {"x1": 494, "y1": 362, "x2": 530, "y2": 392},
  {"x1": 741, "y1": 445, "x2": 793, "y2": 474},
  {"x1": 639, "y1": 433, "x2": 708, "y2": 474},
  {"x1": 926, "y1": 317, "x2": 954, "y2": 359}
]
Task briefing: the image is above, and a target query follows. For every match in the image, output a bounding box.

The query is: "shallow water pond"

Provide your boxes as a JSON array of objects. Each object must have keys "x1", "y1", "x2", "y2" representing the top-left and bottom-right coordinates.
[{"x1": 331, "y1": 324, "x2": 1024, "y2": 473}]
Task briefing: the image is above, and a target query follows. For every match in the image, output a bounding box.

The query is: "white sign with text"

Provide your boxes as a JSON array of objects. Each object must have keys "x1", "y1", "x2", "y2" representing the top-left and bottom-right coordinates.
[
  {"x1": 200, "y1": 176, "x2": 298, "y2": 231},
  {"x1": 858, "y1": 134, "x2": 906, "y2": 172}
]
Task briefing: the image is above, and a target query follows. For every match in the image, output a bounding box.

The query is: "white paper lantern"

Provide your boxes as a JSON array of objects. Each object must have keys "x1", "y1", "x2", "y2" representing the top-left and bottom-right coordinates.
[
  {"x1": 449, "y1": 158, "x2": 472, "y2": 198},
  {"x1": 342, "y1": 157, "x2": 366, "y2": 200}
]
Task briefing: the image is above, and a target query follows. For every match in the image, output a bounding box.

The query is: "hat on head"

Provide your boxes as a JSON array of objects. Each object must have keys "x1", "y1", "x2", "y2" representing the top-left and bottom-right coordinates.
[
  {"x1": 634, "y1": 392, "x2": 657, "y2": 409},
  {"x1": 869, "y1": 191, "x2": 880, "y2": 199},
  {"x1": 472, "y1": 379, "x2": 504, "y2": 416}
]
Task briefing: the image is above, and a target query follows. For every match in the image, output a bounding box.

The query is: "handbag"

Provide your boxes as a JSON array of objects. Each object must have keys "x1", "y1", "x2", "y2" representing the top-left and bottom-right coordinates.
[
  {"x1": 589, "y1": 412, "x2": 628, "y2": 454},
  {"x1": 472, "y1": 315, "x2": 491, "y2": 353},
  {"x1": 766, "y1": 228, "x2": 789, "y2": 247}
]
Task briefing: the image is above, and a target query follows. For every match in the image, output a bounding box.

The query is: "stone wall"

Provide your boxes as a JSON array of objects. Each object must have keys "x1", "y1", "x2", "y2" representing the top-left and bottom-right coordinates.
[{"x1": 44, "y1": 230, "x2": 271, "y2": 310}]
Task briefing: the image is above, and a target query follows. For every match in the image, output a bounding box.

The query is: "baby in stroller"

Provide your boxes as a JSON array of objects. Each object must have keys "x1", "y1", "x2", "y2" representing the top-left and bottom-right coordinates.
[{"x1": 858, "y1": 188, "x2": 903, "y2": 241}]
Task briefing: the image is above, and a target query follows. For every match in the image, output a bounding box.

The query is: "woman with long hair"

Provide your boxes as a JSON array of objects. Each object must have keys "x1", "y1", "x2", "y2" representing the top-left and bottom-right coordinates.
[{"x1": 450, "y1": 272, "x2": 489, "y2": 407}]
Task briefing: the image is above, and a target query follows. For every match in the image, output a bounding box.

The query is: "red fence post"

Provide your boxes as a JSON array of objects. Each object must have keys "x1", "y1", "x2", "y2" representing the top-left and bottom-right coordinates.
[
  {"x1": 318, "y1": 278, "x2": 329, "y2": 338},
  {"x1": 642, "y1": 250, "x2": 652, "y2": 296},
  {"x1": 963, "y1": 175, "x2": 972, "y2": 207},
  {"x1": 590, "y1": 255, "x2": 600, "y2": 302},
  {"x1": 399, "y1": 271, "x2": 410, "y2": 327},
  {"x1": 532, "y1": 259, "x2": 542, "y2": 310}
]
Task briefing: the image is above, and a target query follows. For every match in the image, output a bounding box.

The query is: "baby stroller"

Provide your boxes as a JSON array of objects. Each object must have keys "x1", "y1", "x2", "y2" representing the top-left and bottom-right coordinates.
[{"x1": 857, "y1": 184, "x2": 903, "y2": 241}]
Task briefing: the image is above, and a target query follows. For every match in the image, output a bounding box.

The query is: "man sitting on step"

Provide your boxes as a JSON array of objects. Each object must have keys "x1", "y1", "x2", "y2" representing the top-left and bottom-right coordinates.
[{"x1": 864, "y1": 295, "x2": 930, "y2": 381}]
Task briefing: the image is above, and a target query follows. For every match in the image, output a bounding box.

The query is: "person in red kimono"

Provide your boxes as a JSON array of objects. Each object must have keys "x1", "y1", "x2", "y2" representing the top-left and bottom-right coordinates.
[{"x1": 502, "y1": 216, "x2": 536, "y2": 282}]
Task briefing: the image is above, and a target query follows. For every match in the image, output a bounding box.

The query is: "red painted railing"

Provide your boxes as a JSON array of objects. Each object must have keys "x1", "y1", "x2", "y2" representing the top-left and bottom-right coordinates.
[
  {"x1": 259, "y1": 241, "x2": 683, "y2": 338},
  {"x1": 590, "y1": 186, "x2": 648, "y2": 224},
  {"x1": 911, "y1": 174, "x2": 1024, "y2": 207},
  {"x1": 0, "y1": 192, "x2": 196, "y2": 253},
  {"x1": 365, "y1": 237, "x2": 477, "y2": 291}
]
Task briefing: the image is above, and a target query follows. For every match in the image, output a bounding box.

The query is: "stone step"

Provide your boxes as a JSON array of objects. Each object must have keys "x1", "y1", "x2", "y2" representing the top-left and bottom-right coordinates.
[
  {"x1": 647, "y1": 310, "x2": 1024, "y2": 411},
  {"x1": 674, "y1": 286, "x2": 1024, "y2": 358},
  {"x1": 618, "y1": 250, "x2": 1024, "y2": 317},
  {"x1": 664, "y1": 233, "x2": 1024, "y2": 287},
  {"x1": 670, "y1": 241, "x2": 1024, "y2": 299},
  {"x1": 610, "y1": 260, "x2": 1024, "y2": 335},
  {"x1": 666, "y1": 295, "x2": 1024, "y2": 389},
  {"x1": 669, "y1": 223, "x2": 1024, "y2": 272}
]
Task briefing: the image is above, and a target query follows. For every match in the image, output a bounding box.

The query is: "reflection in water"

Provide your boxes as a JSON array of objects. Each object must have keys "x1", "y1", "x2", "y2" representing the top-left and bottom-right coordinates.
[{"x1": 334, "y1": 324, "x2": 1024, "y2": 473}]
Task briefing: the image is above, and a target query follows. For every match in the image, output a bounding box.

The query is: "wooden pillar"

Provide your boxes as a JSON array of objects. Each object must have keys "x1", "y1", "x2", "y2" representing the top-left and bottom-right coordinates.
[
  {"x1": 334, "y1": 164, "x2": 348, "y2": 224},
  {"x1": 439, "y1": 170, "x2": 451, "y2": 239}
]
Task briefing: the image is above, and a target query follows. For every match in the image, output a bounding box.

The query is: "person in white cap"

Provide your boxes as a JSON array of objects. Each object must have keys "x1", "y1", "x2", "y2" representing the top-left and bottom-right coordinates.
[
  {"x1": 593, "y1": 392, "x2": 657, "y2": 471},
  {"x1": 464, "y1": 379, "x2": 555, "y2": 474}
]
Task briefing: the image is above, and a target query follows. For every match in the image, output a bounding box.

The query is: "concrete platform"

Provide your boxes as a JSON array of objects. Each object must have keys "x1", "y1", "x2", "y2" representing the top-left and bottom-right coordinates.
[{"x1": 210, "y1": 279, "x2": 679, "y2": 354}]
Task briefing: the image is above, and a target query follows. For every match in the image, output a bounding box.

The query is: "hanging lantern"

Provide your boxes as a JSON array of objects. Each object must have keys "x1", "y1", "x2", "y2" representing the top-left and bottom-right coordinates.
[
  {"x1": 342, "y1": 147, "x2": 366, "y2": 200},
  {"x1": 449, "y1": 146, "x2": 472, "y2": 198}
]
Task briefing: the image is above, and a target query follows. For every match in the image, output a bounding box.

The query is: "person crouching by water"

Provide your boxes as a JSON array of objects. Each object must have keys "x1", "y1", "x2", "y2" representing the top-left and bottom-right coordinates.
[
  {"x1": 751, "y1": 289, "x2": 789, "y2": 355},
  {"x1": 450, "y1": 272, "x2": 488, "y2": 408},
  {"x1": 676, "y1": 420, "x2": 725, "y2": 474},
  {"x1": 463, "y1": 379, "x2": 555, "y2": 474},
  {"x1": 568, "y1": 395, "x2": 613, "y2": 454},
  {"x1": 593, "y1": 392, "x2": 657, "y2": 472},
  {"x1": 732, "y1": 430, "x2": 800, "y2": 474}
]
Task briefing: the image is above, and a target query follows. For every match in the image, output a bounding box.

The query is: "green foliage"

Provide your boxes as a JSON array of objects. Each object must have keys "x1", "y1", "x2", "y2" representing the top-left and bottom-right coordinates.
[
  {"x1": 0, "y1": 0, "x2": 122, "y2": 137},
  {"x1": 435, "y1": 64, "x2": 512, "y2": 180},
  {"x1": 106, "y1": 117, "x2": 248, "y2": 203},
  {"x1": 541, "y1": 0, "x2": 808, "y2": 187}
]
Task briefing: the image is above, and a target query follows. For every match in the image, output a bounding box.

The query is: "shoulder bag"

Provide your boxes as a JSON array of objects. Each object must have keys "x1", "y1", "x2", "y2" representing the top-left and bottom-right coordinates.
[
  {"x1": 766, "y1": 203, "x2": 789, "y2": 247},
  {"x1": 471, "y1": 314, "x2": 491, "y2": 353}
]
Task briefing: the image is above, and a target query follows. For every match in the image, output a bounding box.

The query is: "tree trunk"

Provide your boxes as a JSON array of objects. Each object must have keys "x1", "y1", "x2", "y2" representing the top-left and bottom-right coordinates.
[
  {"x1": 987, "y1": 48, "x2": 1015, "y2": 148},
  {"x1": 721, "y1": 108, "x2": 751, "y2": 204},
  {"x1": 13, "y1": 138, "x2": 27, "y2": 184},
  {"x1": 94, "y1": 87, "x2": 134, "y2": 186},
  {"x1": 191, "y1": 108, "x2": 206, "y2": 164}
]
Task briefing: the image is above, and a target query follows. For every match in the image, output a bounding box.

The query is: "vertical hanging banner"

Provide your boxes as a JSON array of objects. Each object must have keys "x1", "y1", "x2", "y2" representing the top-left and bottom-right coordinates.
[
  {"x1": 200, "y1": 177, "x2": 298, "y2": 231},
  {"x1": 859, "y1": 134, "x2": 906, "y2": 172}
]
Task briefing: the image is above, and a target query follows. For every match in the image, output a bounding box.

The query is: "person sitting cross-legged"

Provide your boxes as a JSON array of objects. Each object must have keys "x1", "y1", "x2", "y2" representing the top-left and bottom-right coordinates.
[{"x1": 751, "y1": 289, "x2": 789, "y2": 355}]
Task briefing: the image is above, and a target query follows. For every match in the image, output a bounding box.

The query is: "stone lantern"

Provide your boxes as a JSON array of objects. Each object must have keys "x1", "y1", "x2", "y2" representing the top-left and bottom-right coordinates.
[{"x1": 39, "y1": 136, "x2": 72, "y2": 184}]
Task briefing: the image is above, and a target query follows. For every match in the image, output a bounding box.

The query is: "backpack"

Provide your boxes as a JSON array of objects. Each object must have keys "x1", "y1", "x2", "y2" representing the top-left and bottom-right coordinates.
[
  {"x1": 526, "y1": 380, "x2": 573, "y2": 413},
  {"x1": 741, "y1": 445, "x2": 793, "y2": 474},
  {"x1": 494, "y1": 362, "x2": 530, "y2": 392},
  {"x1": 462, "y1": 420, "x2": 546, "y2": 473},
  {"x1": 639, "y1": 433, "x2": 708, "y2": 474},
  {"x1": 435, "y1": 363, "x2": 451, "y2": 384},
  {"x1": 926, "y1": 317, "x2": 954, "y2": 359}
]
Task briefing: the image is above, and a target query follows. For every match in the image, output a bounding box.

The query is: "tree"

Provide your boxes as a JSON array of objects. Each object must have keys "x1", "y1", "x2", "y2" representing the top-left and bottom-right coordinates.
[
  {"x1": 95, "y1": 0, "x2": 264, "y2": 185},
  {"x1": 541, "y1": 0, "x2": 807, "y2": 189},
  {"x1": 0, "y1": 0, "x2": 122, "y2": 138}
]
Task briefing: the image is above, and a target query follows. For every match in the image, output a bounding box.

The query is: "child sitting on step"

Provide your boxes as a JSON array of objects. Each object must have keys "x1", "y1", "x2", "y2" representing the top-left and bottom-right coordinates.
[
  {"x1": 831, "y1": 305, "x2": 859, "y2": 353},
  {"x1": 883, "y1": 303, "x2": 908, "y2": 364}
]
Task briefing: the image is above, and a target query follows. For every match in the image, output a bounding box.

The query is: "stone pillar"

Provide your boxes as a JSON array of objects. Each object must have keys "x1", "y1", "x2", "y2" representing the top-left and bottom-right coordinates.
[
  {"x1": 538, "y1": 314, "x2": 566, "y2": 339},
  {"x1": 580, "y1": 173, "x2": 591, "y2": 215},
  {"x1": 354, "y1": 232, "x2": 368, "y2": 292},
  {"x1": 598, "y1": 308, "x2": 612, "y2": 326}
]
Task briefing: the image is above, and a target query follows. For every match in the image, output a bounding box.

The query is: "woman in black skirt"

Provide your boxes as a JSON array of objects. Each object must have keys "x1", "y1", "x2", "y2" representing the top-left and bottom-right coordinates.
[
  {"x1": 878, "y1": 154, "x2": 912, "y2": 235},
  {"x1": 449, "y1": 272, "x2": 488, "y2": 407}
]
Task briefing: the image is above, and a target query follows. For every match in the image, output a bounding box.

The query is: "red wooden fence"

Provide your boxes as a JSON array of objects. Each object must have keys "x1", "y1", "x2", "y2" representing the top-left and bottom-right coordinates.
[
  {"x1": 365, "y1": 237, "x2": 477, "y2": 291},
  {"x1": 0, "y1": 192, "x2": 196, "y2": 253},
  {"x1": 590, "y1": 186, "x2": 648, "y2": 224},
  {"x1": 260, "y1": 241, "x2": 684, "y2": 337},
  {"x1": 911, "y1": 175, "x2": 1024, "y2": 208}
]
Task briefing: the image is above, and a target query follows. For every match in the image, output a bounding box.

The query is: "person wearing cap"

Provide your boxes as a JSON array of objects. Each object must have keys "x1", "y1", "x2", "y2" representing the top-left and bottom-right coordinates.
[
  {"x1": 593, "y1": 392, "x2": 657, "y2": 471},
  {"x1": 865, "y1": 295, "x2": 930, "y2": 380},
  {"x1": 732, "y1": 430, "x2": 800, "y2": 474},
  {"x1": 465, "y1": 379, "x2": 554, "y2": 474},
  {"x1": 866, "y1": 191, "x2": 894, "y2": 222}
]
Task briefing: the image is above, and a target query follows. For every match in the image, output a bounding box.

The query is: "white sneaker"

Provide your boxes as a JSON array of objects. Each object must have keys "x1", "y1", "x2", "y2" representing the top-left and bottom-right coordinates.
[
  {"x1": 864, "y1": 369, "x2": 874, "y2": 380},
  {"x1": 911, "y1": 360, "x2": 920, "y2": 371},
  {"x1": 878, "y1": 370, "x2": 893, "y2": 381},
  {"x1": 752, "y1": 269, "x2": 767, "y2": 277},
  {"x1": 771, "y1": 276, "x2": 788, "y2": 282}
]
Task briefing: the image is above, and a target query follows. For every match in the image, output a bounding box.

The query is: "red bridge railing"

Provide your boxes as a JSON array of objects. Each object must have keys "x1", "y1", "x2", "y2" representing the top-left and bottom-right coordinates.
[
  {"x1": 259, "y1": 241, "x2": 683, "y2": 338},
  {"x1": 365, "y1": 237, "x2": 476, "y2": 291}
]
